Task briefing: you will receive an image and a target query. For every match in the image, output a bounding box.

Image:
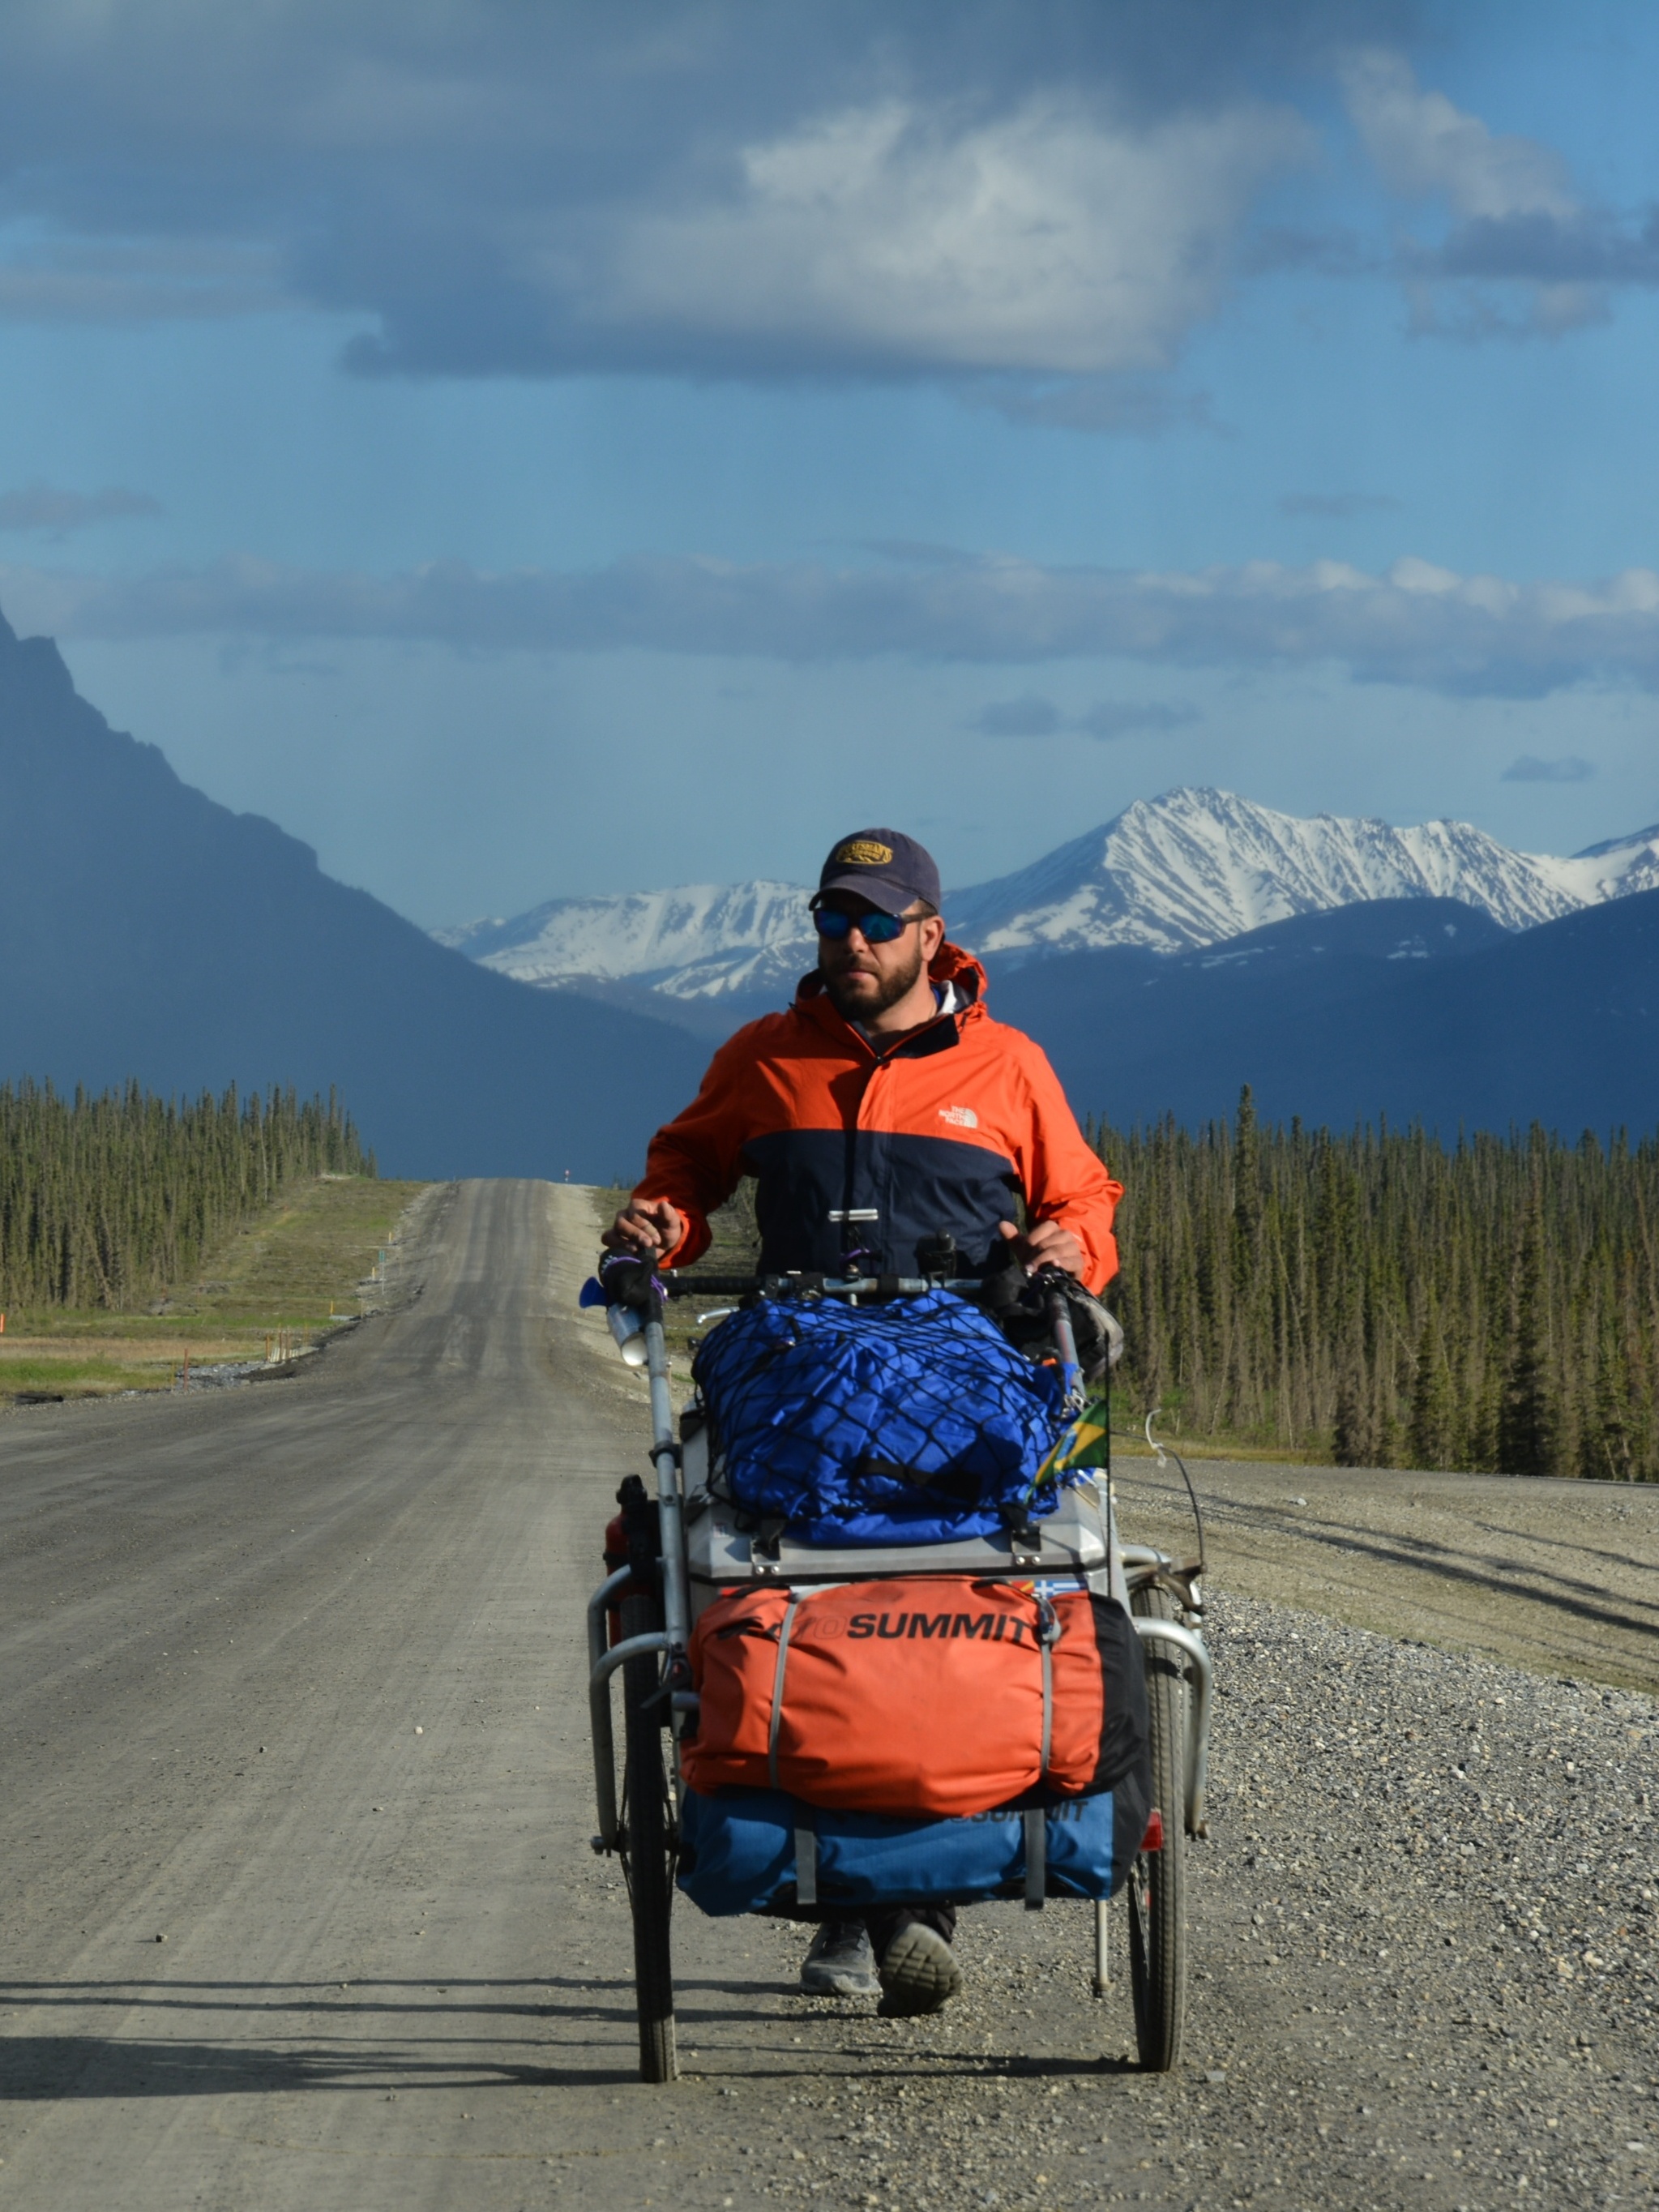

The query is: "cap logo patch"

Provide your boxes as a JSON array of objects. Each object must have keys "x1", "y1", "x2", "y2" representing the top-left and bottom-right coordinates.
[
  {"x1": 835, "y1": 837, "x2": 893, "y2": 866},
  {"x1": 939, "y1": 1105, "x2": 979, "y2": 1129}
]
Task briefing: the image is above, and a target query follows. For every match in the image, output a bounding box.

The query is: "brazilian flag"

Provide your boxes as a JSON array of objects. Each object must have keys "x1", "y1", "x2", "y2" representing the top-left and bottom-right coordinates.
[{"x1": 1032, "y1": 1397, "x2": 1111, "y2": 1489}]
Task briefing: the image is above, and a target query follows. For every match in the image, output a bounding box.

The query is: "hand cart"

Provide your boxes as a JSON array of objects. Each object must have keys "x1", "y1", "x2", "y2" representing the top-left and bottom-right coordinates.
[{"x1": 586, "y1": 1262, "x2": 1212, "y2": 2084}]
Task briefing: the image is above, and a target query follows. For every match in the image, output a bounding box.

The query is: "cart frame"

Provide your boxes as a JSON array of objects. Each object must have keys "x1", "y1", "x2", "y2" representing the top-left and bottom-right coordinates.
[{"x1": 586, "y1": 1264, "x2": 1212, "y2": 2083}]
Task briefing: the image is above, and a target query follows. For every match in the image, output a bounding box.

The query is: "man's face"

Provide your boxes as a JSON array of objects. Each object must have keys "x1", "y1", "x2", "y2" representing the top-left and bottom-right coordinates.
[{"x1": 816, "y1": 894, "x2": 930, "y2": 1020}]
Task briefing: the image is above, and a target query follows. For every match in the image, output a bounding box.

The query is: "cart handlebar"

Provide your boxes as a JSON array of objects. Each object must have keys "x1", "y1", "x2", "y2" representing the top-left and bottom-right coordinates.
[
  {"x1": 592, "y1": 1251, "x2": 1035, "y2": 1308},
  {"x1": 659, "y1": 1269, "x2": 991, "y2": 1299}
]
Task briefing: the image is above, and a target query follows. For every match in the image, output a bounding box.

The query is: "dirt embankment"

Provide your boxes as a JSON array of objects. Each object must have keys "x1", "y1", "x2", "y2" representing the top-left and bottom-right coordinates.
[{"x1": 1113, "y1": 1452, "x2": 1659, "y2": 1694}]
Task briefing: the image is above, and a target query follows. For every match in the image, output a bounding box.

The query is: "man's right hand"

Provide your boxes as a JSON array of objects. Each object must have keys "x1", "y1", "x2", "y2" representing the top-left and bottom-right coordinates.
[
  {"x1": 994, "y1": 1216, "x2": 1086, "y2": 1280},
  {"x1": 602, "y1": 1196, "x2": 685, "y2": 1264}
]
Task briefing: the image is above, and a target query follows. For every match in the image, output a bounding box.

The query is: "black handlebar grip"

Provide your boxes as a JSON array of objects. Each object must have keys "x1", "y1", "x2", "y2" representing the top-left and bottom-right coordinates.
[{"x1": 599, "y1": 1251, "x2": 659, "y2": 1311}]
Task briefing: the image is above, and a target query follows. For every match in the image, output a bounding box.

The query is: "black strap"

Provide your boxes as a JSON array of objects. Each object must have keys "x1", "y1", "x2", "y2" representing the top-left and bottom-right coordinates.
[
  {"x1": 1024, "y1": 1808, "x2": 1045, "y2": 1910},
  {"x1": 795, "y1": 1824, "x2": 818, "y2": 1910}
]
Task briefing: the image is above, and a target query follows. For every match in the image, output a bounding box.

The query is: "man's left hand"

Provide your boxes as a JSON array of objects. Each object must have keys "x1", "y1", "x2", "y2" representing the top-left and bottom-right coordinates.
[{"x1": 995, "y1": 1217, "x2": 1086, "y2": 1278}]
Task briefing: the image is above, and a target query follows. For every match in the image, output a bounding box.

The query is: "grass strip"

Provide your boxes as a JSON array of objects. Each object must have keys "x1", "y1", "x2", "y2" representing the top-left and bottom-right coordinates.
[{"x1": 0, "y1": 1174, "x2": 434, "y2": 1402}]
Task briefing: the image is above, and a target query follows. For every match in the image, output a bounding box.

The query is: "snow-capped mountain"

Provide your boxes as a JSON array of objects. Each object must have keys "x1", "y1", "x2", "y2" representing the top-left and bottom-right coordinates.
[
  {"x1": 438, "y1": 789, "x2": 1659, "y2": 1003},
  {"x1": 1563, "y1": 820, "x2": 1659, "y2": 899},
  {"x1": 437, "y1": 880, "x2": 816, "y2": 1003},
  {"x1": 947, "y1": 789, "x2": 1659, "y2": 959}
]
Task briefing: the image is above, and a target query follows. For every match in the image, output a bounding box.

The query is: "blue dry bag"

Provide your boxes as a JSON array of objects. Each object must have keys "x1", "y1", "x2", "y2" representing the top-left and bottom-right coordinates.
[
  {"x1": 678, "y1": 1776, "x2": 1150, "y2": 1917},
  {"x1": 691, "y1": 1288, "x2": 1067, "y2": 1546}
]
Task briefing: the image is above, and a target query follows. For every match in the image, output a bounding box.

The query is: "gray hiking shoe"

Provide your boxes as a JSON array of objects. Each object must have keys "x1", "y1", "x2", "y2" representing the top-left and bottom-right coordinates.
[
  {"x1": 800, "y1": 1920, "x2": 878, "y2": 1998},
  {"x1": 877, "y1": 1921, "x2": 962, "y2": 2017}
]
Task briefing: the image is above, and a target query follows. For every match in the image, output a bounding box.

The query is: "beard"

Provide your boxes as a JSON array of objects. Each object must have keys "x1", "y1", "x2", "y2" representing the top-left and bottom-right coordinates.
[{"x1": 820, "y1": 935, "x2": 927, "y2": 1021}]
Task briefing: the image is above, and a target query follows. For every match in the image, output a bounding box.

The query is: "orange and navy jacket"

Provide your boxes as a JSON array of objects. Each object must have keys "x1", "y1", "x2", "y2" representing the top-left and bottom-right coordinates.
[{"x1": 635, "y1": 941, "x2": 1123, "y2": 1293}]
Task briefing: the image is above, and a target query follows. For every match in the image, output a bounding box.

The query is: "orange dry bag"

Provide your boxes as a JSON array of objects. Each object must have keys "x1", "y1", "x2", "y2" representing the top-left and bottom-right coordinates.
[{"x1": 681, "y1": 1577, "x2": 1146, "y2": 1820}]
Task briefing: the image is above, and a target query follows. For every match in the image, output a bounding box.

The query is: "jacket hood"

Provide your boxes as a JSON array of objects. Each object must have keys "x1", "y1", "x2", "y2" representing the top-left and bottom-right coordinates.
[{"x1": 793, "y1": 937, "x2": 988, "y2": 1014}]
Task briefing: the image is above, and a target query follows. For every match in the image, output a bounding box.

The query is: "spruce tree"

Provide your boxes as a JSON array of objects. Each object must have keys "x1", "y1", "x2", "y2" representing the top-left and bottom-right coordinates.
[
  {"x1": 1407, "y1": 1305, "x2": 1453, "y2": 1471},
  {"x1": 1497, "y1": 1188, "x2": 1558, "y2": 1478}
]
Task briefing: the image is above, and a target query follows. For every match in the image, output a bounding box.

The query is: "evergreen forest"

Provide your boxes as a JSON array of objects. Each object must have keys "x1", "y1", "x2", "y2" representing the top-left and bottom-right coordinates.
[
  {"x1": 0, "y1": 1080, "x2": 373, "y2": 1310},
  {"x1": 1095, "y1": 1091, "x2": 1659, "y2": 1480}
]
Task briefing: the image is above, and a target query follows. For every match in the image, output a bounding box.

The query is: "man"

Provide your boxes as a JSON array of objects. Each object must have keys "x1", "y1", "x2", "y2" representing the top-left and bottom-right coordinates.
[{"x1": 605, "y1": 828, "x2": 1122, "y2": 2015}]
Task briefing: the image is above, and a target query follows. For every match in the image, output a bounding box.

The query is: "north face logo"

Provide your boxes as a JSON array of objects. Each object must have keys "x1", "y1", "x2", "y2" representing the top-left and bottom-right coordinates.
[{"x1": 939, "y1": 1105, "x2": 978, "y2": 1129}]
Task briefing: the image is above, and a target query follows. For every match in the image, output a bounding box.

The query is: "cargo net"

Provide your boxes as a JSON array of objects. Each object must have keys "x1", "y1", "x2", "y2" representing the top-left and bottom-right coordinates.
[{"x1": 691, "y1": 1286, "x2": 1072, "y2": 1547}]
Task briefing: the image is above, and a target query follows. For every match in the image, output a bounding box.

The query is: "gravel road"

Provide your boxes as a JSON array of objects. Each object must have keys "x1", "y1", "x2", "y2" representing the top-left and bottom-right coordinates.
[{"x1": 2, "y1": 1179, "x2": 1654, "y2": 2211}]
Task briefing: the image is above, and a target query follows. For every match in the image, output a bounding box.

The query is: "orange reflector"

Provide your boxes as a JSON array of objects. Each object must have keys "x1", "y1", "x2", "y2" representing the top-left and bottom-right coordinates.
[{"x1": 1140, "y1": 1808, "x2": 1165, "y2": 1854}]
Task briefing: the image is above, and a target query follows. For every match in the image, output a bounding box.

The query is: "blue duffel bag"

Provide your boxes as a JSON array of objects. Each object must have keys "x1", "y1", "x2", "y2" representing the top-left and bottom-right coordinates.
[
  {"x1": 677, "y1": 1770, "x2": 1152, "y2": 1918},
  {"x1": 691, "y1": 1288, "x2": 1067, "y2": 1546}
]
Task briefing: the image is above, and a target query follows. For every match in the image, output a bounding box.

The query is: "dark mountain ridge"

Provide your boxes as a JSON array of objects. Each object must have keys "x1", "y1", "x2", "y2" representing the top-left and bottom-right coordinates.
[
  {"x1": 987, "y1": 891, "x2": 1659, "y2": 1137},
  {"x1": 0, "y1": 610, "x2": 706, "y2": 1180}
]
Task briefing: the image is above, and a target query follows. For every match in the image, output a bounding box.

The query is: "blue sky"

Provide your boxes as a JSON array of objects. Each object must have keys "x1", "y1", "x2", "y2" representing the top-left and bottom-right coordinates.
[{"x1": 2, "y1": 1, "x2": 1657, "y2": 924}]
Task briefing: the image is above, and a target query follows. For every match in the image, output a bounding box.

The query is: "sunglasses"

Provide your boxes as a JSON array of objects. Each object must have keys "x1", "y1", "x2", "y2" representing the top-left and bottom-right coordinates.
[{"x1": 813, "y1": 905, "x2": 917, "y2": 945}]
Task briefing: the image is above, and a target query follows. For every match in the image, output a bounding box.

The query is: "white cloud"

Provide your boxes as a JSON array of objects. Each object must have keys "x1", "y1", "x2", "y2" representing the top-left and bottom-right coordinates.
[
  {"x1": 601, "y1": 95, "x2": 1312, "y2": 376},
  {"x1": 16, "y1": 14, "x2": 1652, "y2": 383},
  {"x1": 1341, "y1": 49, "x2": 1574, "y2": 221},
  {"x1": 1339, "y1": 49, "x2": 1631, "y2": 336},
  {"x1": 11, "y1": 547, "x2": 1659, "y2": 698},
  {"x1": 0, "y1": 2, "x2": 1341, "y2": 393}
]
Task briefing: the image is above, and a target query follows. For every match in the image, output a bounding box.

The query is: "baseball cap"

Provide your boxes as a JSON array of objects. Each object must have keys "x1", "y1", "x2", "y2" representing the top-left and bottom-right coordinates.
[{"x1": 814, "y1": 828, "x2": 942, "y2": 918}]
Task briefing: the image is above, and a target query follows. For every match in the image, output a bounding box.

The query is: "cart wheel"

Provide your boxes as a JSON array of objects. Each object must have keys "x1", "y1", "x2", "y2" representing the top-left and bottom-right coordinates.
[
  {"x1": 618, "y1": 1589, "x2": 678, "y2": 2084},
  {"x1": 1127, "y1": 1581, "x2": 1187, "y2": 2071}
]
